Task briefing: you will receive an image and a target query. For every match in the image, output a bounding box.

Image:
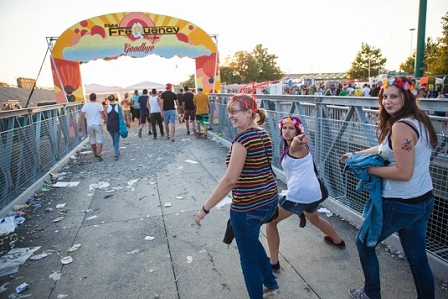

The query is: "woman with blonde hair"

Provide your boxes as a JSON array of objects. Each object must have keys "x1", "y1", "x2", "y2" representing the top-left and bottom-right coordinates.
[{"x1": 195, "y1": 93, "x2": 280, "y2": 298}]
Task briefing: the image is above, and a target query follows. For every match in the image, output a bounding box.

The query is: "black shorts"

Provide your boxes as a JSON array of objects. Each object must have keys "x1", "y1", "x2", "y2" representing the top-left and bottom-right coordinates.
[{"x1": 140, "y1": 111, "x2": 150, "y2": 124}]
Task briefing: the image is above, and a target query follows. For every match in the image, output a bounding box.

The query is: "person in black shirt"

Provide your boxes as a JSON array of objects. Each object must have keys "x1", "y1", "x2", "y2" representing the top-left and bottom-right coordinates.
[
  {"x1": 161, "y1": 83, "x2": 177, "y2": 141},
  {"x1": 137, "y1": 89, "x2": 152, "y2": 138},
  {"x1": 181, "y1": 86, "x2": 196, "y2": 135},
  {"x1": 176, "y1": 88, "x2": 185, "y2": 123}
]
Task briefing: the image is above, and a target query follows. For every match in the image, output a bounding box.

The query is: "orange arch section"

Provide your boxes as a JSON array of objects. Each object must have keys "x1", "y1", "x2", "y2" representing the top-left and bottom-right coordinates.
[{"x1": 51, "y1": 12, "x2": 220, "y2": 103}]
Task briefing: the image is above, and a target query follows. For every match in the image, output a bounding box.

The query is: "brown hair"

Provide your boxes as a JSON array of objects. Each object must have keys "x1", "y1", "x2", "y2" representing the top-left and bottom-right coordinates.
[{"x1": 377, "y1": 76, "x2": 437, "y2": 148}]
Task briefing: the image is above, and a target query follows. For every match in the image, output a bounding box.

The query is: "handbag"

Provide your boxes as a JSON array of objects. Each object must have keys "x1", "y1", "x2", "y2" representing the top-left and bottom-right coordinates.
[
  {"x1": 117, "y1": 105, "x2": 128, "y2": 138},
  {"x1": 299, "y1": 162, "x2": 329, "y2": 228},
  {"x1": 313, "y1": 162, "x2": 328, "y2": 203}
]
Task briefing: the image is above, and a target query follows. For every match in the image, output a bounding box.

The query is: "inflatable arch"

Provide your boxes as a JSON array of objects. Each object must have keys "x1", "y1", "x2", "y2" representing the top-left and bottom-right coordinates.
[{"x1": 51, "y1": 12, "x2": 220, "y2": 103}]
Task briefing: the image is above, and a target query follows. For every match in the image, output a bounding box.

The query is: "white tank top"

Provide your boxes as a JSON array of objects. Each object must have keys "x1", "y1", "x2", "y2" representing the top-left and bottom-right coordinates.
[
  {"x1": 281, "y1": 151, "x2": 321, "y2": 203},
  {"x1": 379, "y1": 118, "x2": 433, "y2": 199},
  {"x1": 149, "y1": 95, "x2": 161, "y2": 113}
]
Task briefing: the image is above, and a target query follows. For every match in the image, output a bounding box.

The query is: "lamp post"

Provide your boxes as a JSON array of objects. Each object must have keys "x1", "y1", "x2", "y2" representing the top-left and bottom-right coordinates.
[
  {"x1": 368, "y1": 56, "x2": 371, "y2": 82},
  {"x1": 409, "y1": 28, "x2": 416, "y2": 56}
]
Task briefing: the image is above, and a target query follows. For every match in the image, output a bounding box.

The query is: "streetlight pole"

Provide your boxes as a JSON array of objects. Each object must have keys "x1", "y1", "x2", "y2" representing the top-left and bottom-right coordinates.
[
  {"x1": 368, "y1": 56, "x2": 371, "y2": 82},
  {"x1": 409, "y1": 28, "x2": 416, "y2": 57}
]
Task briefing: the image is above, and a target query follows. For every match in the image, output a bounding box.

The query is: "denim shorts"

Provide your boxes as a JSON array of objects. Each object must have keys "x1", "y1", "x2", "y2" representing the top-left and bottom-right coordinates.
[{"x1": 279, "y1": 195, "x2": 320, "y2": 215}]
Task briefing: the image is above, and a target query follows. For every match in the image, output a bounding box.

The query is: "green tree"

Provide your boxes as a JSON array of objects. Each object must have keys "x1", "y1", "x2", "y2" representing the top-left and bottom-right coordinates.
[
  {"x1": 179, "y1": 74, "x2": 195, "y2": 89},
  {"x1": 251, "y1": 44, "x2": 284, "y2": 82},
  {"x1": 220, "y1": 65, "x2": 243, "y2": 85},
  {"x1": 221, "y1": 44, "x2": 284, "y2": 84},
  {"x1": 422, "y1": 37, "x2": 441, "y2": 75},
  {"x1": 425, "y1": 11, "x2": 448, "y2": 75},
  {"x1": 347, "y1": 43, "x2": 387, "y2": 81},
  {"x1": 399, "y1": 53, "x2": 415, "y2": 74}
]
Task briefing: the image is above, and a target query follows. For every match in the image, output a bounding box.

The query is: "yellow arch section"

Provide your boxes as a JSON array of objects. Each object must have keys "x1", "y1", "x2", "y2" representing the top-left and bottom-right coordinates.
[{"x1": 51, "y1": 12, "x2": 220, "y2": 103}]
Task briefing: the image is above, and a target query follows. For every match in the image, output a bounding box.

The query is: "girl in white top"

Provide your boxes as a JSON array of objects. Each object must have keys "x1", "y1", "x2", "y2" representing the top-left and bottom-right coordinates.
[
  {"x1": 266, "y1": 115, "x2": 345, "y2": 273},
  {"x1": 341, "y1": 77, "x2": 438, "y2": 299}
]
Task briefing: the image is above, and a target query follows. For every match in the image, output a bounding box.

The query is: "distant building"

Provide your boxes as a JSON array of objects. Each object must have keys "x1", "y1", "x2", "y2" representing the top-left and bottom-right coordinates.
[
  {"x1": 16, "y1": 77, "x2": 36, "y2": 89},
  {"x1": 282, "y1": 72, "x2": 348, "y2": 85}
]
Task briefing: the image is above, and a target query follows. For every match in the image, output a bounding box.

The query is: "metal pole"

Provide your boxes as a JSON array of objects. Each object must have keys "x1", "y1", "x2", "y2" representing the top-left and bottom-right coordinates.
[
  {"x1": 414, "y1": 0, "x2": 427, "y2": 78},
  {"x1": 47, "y1": 36, "x2": 67, "y2": 102},
  {"x1": 210, "y1": 34, "x2": 218, "y2": 93}
]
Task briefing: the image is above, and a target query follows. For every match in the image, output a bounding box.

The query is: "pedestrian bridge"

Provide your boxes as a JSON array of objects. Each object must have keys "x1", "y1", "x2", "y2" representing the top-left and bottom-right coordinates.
[{"x1": 1, "y1": 94, "x2": 447, "y2": 280}]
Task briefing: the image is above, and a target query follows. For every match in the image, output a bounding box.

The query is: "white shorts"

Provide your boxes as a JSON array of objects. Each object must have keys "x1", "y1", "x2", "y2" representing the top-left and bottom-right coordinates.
[{"x1": 87, "y1": 125, "x2": 104, "y2": 144}]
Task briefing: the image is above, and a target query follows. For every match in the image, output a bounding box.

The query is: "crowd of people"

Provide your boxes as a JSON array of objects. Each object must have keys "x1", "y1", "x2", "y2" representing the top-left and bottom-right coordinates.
[
  {"x1": 2, "y1": 102, "x2": 22, "y2": 110},
  {"x1": 76, "y1": 77, "x2": 440, "y2": 298},
  {"x1": 78, "y1": 83, "x2": 211, "y2": 161},
  {"x1": 193, "y1": 76, "x2": 438, "y2": 299}
]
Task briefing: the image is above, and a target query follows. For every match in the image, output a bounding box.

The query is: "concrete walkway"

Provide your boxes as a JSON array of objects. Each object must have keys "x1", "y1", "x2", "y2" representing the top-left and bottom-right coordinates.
[{"x1": 1, "y1": 122, "x2": 447, "y2": 299}]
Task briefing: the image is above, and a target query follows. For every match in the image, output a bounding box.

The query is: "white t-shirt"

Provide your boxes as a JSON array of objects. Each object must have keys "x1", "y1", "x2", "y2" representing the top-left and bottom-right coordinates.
[
  {"x1": 81, "y1": 102, "x2": 104, "y2": 126},
  {"x1": 362, "y1": 87, "x2": 371, "y2": 96}
]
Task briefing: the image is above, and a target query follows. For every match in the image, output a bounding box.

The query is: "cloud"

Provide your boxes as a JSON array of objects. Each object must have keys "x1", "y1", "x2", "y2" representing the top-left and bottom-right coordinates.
[{"x1": 62, "y1": 34, "x2": 211, "y2": 62}]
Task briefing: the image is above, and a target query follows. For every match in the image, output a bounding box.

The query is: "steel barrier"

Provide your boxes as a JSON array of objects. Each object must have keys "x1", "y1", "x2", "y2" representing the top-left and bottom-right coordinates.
[
  {"x1": 1, "y1": 95, "x2": 447, "y2": 270},
  {"x1": 208, "y1": 94, "x2": 448, "y2": 268},
  {"x1": 0, "y1": 103, "x2": 85, "y2": 209}
]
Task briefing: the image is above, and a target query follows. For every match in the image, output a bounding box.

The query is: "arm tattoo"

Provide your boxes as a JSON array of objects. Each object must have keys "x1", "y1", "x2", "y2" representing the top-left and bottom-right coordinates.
[{"x1": 401, "y1": 138, "x2": 413, "y2": 152}]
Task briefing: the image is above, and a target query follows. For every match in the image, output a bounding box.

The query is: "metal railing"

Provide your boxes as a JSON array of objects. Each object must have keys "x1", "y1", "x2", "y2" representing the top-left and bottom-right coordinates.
[
  {"x1": 208, "y1": 94, "x2": 448, "y2": 266},
  {"x1": 1, "y1": 95, "x2": 447, "y2": 268},
  {"x1": 0, "y1": 103, "x2": 85, "y2": 209}
]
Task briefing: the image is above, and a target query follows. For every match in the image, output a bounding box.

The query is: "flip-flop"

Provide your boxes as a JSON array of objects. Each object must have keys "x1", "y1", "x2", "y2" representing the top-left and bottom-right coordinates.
[
  {"x1": 324, "y1": 236, "x2": 346, "y2": 248},
  {"x1": 29, "y1": 253, "x2": 48, "y2": 260}
]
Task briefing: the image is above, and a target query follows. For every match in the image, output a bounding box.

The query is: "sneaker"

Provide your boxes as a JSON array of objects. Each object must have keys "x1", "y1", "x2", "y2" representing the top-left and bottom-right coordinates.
[
  {"x1": 114, "y1": 155, "x2": 119, "y2": 161},
  {"x1": 349, "y1": 288, "x2": 370, "y2": 299},
  {"x1": 263, "y1": 287, "x2": 280, "y2": 298},
  {"x1": 148, "y1": 131, "x2": 152, "y2": 135},
  {"x1": 324, "y1": 236, "x2": 346, "y2": 248},
  {"x1": 187, "y1": 131, "x2": 190, "y2": 135},
  {"x1": 171, "y1": 139, "x2": 175, "y2": 142},
  {"x1": 167, "y1": 136, "x2": 170, "y2": 140},
  {"x1": 153, "y1": 136, "x2": 157, "y2": 140},
  {"x1": 138, "y1": 129, "x2": 142, "y2": 138},
  {"x1": 96, "y1": 155, "x2": 103, "y2": 162}
]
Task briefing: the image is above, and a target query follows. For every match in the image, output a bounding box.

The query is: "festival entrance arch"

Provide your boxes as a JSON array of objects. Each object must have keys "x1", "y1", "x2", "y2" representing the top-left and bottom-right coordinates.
[{"x1": 51, "y1": 12, "x2": 220, "y2": 104}]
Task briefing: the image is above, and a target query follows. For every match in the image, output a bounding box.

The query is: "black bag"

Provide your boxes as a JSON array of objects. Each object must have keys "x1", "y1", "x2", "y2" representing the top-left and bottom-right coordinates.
[
  {"x1": 223, "y1": 207, "x2": 278, "y2": 245},
  {"x1": 299, "y1": 163, "x2": 329, "y2": 228},
  {"x1": 223, "y1": 219, "x2": 234, "y2": 245},
  {"x1": 313, "y1": 162, "x2": 328, "y2": 203}
]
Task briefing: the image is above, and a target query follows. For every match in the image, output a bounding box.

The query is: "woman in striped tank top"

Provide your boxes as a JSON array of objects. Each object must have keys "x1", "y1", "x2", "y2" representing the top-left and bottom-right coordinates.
[{"x1": 195, "y1": 93, "x2": 280, "y2": 298}]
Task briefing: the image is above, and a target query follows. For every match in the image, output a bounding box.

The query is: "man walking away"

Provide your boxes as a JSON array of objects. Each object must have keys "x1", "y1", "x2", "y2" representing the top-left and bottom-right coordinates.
[
  {"x1": 78, "y1": 93, "x2": 107, "y2": 161},
  {"x1": 137, "y1": 89, "x2": 151, "y2": 138},
  {"x1": 193, "y1": 87, "x2": 210, "y2": 138},
  {"x1": 161, "y1": 83, "x2": 177, "y2": 141},
  {"x1": 182, "y1": 86, "x2": 196, "y2": 136}
]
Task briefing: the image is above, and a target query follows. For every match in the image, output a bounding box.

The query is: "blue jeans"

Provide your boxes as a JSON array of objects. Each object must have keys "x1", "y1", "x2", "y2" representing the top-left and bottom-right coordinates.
[
  {"x1": 108, "y1": 131, "x2": 120, "y2": 155},
  {"x1": 356, "y1": 197, "x2": 435, "y2": 299},
  {"x1": 230, "y1": 204, "x2": 278, "y2": 299}
]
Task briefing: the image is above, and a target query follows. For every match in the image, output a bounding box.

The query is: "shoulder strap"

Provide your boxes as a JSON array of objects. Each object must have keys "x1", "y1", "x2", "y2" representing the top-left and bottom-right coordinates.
[
  {"x1": 398, "y1": 120, "x2": 419, "y2": 139},
  {"x1": 313, "y1": 161, "x2": 318, "y2": 175}
]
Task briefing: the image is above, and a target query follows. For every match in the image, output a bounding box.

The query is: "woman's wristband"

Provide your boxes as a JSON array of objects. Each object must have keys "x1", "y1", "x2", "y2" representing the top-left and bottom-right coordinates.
[{"x1": 202, "y1": 206, "x2": 209, "y2": 214}]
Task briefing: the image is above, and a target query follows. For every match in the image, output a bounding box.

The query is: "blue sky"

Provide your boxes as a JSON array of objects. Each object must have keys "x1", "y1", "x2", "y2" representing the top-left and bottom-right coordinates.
[{"x1": 0, "y1": 0, "x2": 447, "y2": 88}]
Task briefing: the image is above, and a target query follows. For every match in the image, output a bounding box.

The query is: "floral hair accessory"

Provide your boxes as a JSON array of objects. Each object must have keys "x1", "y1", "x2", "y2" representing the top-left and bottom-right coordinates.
[
  {"x1": 383, "y1": 77, "x2": 414, "y2": 93},
  {"x1": 279, "y1": 116, "x2": 304, "y2": 132}
]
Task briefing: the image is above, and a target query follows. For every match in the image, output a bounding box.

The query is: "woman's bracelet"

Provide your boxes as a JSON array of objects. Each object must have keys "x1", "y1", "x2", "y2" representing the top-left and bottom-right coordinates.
[{"x1": 202, "y1": 206, "x2": 209, "y2": 214}]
